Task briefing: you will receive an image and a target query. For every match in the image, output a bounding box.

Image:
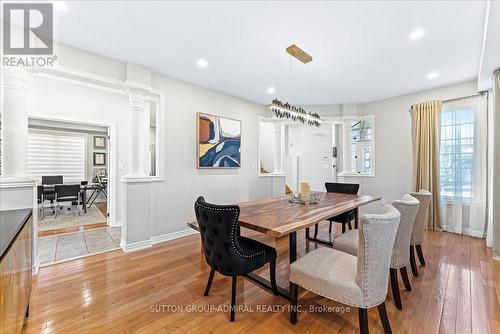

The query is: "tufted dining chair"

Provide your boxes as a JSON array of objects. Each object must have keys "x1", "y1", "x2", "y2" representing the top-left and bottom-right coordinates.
[
  {"x1": 194, "y1": 197, "x2": 278, "y2": 322},
  {"x1": 290, "y1": 205, "x2": 401, "y2": 334},
  {"x1": 312, "y1": 182, "x2": 360, "y2": 239},
  {"x1": 409, "y1": 189, "x2": 432, "y2": 277},
  {"x1": 333, "y1": 194, "x2": 420, "y2": 310}
]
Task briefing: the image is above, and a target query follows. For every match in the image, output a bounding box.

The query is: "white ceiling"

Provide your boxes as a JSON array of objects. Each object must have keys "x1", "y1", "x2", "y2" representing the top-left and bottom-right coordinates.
[{"x1": 52, "y1": 1, "x2": 488, "y2": 105}]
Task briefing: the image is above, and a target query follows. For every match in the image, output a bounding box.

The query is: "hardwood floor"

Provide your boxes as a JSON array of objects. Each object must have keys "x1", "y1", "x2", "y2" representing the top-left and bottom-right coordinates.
[
  {"x1": 38, "y1": 202, "x2": 108, "y2": 237},
  {"x1": 95, "y1": 202, "x2": 107, "y2": 217},
  {"x1": 24, "y1": 225, "x2": 500, "y2": 333},
  {"x1": 38, "y1": 222, "x2": 108, "y2": 238}
]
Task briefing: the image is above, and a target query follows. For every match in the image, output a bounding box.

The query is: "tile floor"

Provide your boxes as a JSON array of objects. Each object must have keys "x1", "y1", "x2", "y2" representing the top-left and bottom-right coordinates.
[{"x1": 38, "y1": 226, "x2": 122, "y2": 266}]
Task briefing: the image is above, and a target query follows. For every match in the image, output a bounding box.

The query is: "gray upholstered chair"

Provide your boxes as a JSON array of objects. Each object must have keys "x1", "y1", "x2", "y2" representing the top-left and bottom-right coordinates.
[
  {"x1": 409, "y1": 189, "x2": 432, "y2": 277},
  {"x1": 289, "y1": 205, "x2": 401, "y2": 334},
  {"x1": 333, "y1": 194, "x2": 420, "y2": 310}
]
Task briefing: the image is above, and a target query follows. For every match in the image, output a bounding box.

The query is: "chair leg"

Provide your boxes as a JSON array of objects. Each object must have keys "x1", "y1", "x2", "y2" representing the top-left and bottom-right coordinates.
[
  {"x1": 329, "y1": 221, "x2": 332, "y2": 234},
  {"x1": 203, "y1": 269, "x2": 215, "y2": 296},
  {"x1": 389, "y1": 268, "x2": 402, "y2": 310},
  {"x1": 358, "y1": 308, "x2": 369, "y2": 334},
  {"x1": 416, "y1": 244, "x2": 426, "y2": 266},
  {"x1": 400, "y1": 266, "x2": 411, "y2": 291},
  {"x1": 348, "y1": 221, "x2": 353, "y2": 230},
  {"x1": 409, "y1": 245, "x2": 418, "y2": 277},
  {"x1": 289, "y1": 282, "x2": 298, "y2": 325},
  {"x1": 230, "y1": 276, "x2": 237, "y2": 322},
  {"x1": 377, "y1": 302, "x2": 391, "y2": 333},
  {"x1": 342, "y1": 223, "x2": 346, "y2": 233},
  {"x1": 314, "y1": 223, "x2": 319, "y2": 239},
  {"x1": 270, "y1": 260, "x2": 278, "y2": 295}
]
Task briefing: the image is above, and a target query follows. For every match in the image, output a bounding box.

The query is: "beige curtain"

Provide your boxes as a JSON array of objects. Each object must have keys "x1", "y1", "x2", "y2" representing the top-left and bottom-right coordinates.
[
  {"x1": 493, "y1": 70, "x2": 500, "y2": 255},
  {"x1": 411, "y1": 101, "x2": 442, "y2": 231}
]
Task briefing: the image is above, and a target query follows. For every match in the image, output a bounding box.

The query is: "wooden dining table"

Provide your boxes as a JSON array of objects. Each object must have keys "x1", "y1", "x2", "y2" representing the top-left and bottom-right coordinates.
[{"x1": 188, "y1": 191, "x2": 381, "y2": 299}]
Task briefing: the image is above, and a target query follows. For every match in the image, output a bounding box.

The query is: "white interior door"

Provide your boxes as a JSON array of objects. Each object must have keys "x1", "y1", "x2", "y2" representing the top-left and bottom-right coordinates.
[{"x1": 299, "y1": 123, "x2": 333, "y2": 191}]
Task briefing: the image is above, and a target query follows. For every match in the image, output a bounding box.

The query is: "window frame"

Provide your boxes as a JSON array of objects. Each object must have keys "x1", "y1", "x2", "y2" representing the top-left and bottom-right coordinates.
[
  {"x1": 439, "y1": 105, "x2": 476, "y2": 203},
  {"x1": 337, "y1": 115, "x2": 376, "y2": 178}
]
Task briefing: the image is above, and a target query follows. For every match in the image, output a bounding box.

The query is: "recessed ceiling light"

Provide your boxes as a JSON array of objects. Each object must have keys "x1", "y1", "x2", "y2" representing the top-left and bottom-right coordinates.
[
  {"x1": 267, "y1": 86, "x2": 276, "y2": 94},
  {"x1": 197, "y1": 58, "x2": 208, "y2": 69},
  {"x1": 427, "y1": 72, "x2": 439, "y2": 80},
  {"x1": 53, "y1": 1, "x2": 67, "y2": 11},
  {"x1": 409, "y1": 28, "x2": 425, "y2": 41}
]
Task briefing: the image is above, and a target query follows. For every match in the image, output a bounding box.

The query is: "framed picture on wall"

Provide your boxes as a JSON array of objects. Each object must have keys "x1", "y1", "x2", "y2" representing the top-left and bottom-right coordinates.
[
  {"x1": 94, "y1": 136, "x2": 107, "y2": 149},
  {"x1": 197, "y1": 112, "x2": 241, "y2": 168},
  {"x1": 93, "y1": 152, "x2": 106, "y2": 166}
]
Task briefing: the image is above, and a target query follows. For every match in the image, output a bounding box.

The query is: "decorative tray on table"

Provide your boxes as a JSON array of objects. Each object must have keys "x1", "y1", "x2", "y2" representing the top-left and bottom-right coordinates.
[{"x1": 288, "y1": 193, "x2": 320, "y2": 205}]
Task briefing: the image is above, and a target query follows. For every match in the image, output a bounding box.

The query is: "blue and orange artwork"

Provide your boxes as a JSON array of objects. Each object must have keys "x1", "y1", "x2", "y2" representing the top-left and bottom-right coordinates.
[{"x1": 197, "y1": 113, "x2": 241, "y2": 168}]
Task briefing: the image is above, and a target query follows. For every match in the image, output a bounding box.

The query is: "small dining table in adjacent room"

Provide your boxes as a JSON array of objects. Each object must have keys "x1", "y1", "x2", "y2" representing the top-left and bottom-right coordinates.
[
  {"x1": 42, "y1": 183, "x2": 107, "y2": 214},
  {"x1": 188, "y1": 191, "x2": 380, "y2": 299}
]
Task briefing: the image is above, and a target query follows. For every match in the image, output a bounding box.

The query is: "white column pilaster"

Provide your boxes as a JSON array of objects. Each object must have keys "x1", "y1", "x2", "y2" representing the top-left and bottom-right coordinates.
[
  {"x1": 274, "y1": 122, "x2": 284, "y2": 174},
  {"x1": 1, "y1": 68, "x2": 29, "y2": 178}
]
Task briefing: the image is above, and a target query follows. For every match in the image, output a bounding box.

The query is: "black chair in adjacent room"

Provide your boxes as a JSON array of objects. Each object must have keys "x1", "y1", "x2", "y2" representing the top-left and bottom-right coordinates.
[
  {"x1": 54, "y1": 184, "x2": 82, "y2": 218},
  {"x1": 42, "y1": 175, "x2": 63, "y2": 185},
  {"x1": 312, "y1": 182, "x2": 360, "y2": 240},
  {"x1": 194, "y1": 196, "x2": 278, "y2": 322},
  {"x1": 37, "y1": 185, "x2": 46, "y2": 220}
]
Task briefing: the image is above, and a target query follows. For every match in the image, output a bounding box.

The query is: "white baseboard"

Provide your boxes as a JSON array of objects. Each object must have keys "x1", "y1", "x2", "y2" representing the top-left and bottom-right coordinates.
[
  {"x1": 119, "y1": 228, "x2": 197, "y2": 252},
  {"x1": 151, "y1": 228, "x2": 198, "y2": 245},
  {"x1": 441, "y1": 225, "x2": 485, "y2": 238},
  {"x1": 120, "y1": 239, "x2": 152, "y2": 253}
]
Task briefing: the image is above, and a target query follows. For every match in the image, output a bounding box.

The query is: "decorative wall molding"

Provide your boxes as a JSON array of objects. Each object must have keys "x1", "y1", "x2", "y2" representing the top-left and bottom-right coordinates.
[{"x1": 2, "y1": 68, "x2": 28, "y2": 94}]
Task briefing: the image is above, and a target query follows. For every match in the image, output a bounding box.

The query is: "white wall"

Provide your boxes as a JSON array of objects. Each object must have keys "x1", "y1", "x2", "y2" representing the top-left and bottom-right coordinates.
[
  {"x1": 300, "y1": 81, "x2": 478, "y2": 212},
  {"x1": 16, "y1": 42, "x2": 480, "y2": 246},
  {"x1": 150, "y1": 73, "x2": 281, "y2": 238},
  {"x1": 286, "y1": 123, "x2": 334, "y2": 192},
  {"x1": 22, "y1": 44, "x2": 284, "y2": 242},
  {"x1": 26, "y1": 75, "x2": 130, "y2": 222},
  {"x1": 259, "y1": 122, "x2": 276, "y2": 173},
  {"x1": 356, "y1": 80, "x2": 478, "y2": 207}
]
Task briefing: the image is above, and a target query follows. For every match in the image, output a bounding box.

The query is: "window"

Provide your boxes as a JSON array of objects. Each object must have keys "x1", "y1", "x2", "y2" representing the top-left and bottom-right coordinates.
[
  {"x1": 28, "y1": 129, "x2": 86, "y2": 183},
  {"x1": 348, "y1": 118, "x2": 374, "y2": 175},
  {"x1": 145, "y1": 97, "x2": 160, "y2": 177},
  {"x1": 439, "y1": 104, "x2": 475, "y2": 199}
]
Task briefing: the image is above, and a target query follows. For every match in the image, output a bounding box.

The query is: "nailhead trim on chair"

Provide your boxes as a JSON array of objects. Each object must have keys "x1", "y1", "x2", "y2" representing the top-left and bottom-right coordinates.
[{"x1": 195, "y1": 203, "x2": 265, "y2": 258}]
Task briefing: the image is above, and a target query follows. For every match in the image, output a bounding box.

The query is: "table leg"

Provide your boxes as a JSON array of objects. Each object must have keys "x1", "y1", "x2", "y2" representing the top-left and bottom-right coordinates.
[
  {"x1": 305, "y1": 224, "x2": 333, "y2": 246},
  {"x1": 86, "y1": 189, "x2": 97, "y2": 208},
  {"x1": 289, "y1": 231, "x2": 297, "y2": 263},
  {"x1": 82, "y1": 190, "x2": 87, "y2": 214},
  {"x1": 245, "y1": 231, "x2": 298, "y2": 300},
  {"x1": 354, "y1": 208, "x2": 359, "y2": 229}
]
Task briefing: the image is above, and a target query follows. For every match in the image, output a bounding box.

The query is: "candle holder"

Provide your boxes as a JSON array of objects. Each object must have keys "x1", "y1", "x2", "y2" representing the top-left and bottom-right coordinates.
[{"x1": 289, "y1": 193, "x2": 320, "y2": 205}]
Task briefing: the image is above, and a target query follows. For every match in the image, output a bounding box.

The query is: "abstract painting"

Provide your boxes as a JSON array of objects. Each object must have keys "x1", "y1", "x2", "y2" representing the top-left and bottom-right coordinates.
[{"x1": 197, "y1": 113, "x2": 241, "y2": 168}]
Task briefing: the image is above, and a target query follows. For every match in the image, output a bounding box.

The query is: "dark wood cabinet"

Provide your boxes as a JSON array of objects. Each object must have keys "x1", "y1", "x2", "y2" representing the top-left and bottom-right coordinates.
[{"x1": 0, "y1": 209, "x2": 33, "y2": 334}]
